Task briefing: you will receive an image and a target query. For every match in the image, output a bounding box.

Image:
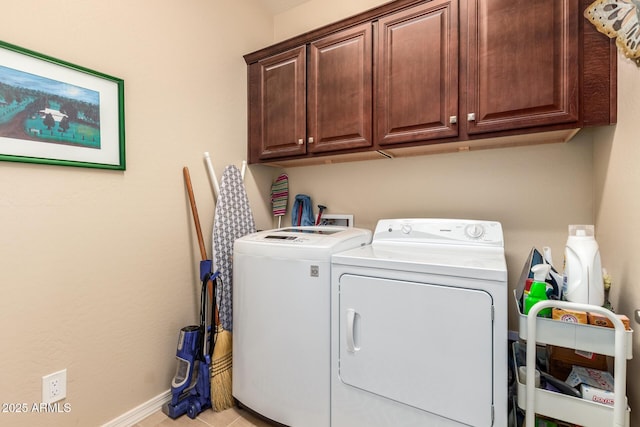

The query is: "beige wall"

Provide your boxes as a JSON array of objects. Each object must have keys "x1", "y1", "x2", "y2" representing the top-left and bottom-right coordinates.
[
  {"x1": 0, "y1": 1, "x2": 275, "y2": 425},
  {"x1": 1, "y1": 0, "x2": 637, "y2": 425},
  {"x1": 273, "y1": 0, "x2": 389, "y2": 40},
  {"x1": 594, "y1": 56, "x2": 640, "y2": 423},
  {"x1": 276, "y1": 138, "x2": 598, "y2": 369}
]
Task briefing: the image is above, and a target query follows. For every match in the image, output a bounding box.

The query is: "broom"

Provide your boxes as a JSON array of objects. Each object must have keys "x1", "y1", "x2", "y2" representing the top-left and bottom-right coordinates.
[
  {"x1": 183, "y1": 167, "x2": 233, "y2": 411},
  {"x1": 210, "y1": 289, "x2": 233, "y2": 411}
]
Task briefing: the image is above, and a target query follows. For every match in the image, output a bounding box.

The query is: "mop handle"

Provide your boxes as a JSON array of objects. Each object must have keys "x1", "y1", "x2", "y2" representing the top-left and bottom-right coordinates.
[
  {"x1": 204, "y1": 152, "x2": 220, "y2": 201},
  {"x1": 184, "y1": 167, "x2": 208, "y2": 260},
  {"x1": 204, "y1": 152, "x2": 247, "y2": 202},
  {"x1": 183, "y1": 166, "x2": 220, "y2": 326}
]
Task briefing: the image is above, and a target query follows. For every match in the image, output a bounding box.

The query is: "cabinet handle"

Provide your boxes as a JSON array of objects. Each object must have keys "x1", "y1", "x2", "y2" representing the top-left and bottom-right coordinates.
[
  {"x1": 297, "y1": 139, "x2": 303, "y2": 145},
  {"x1": 308, "y1": 137, "x2": 314, "y2": 144},
  {"x1": 449, "y1": 116, "x2": 457, "y2": 124},
  {"x1": 467, "y1": 113, "x2": 476, "y2": 122}
]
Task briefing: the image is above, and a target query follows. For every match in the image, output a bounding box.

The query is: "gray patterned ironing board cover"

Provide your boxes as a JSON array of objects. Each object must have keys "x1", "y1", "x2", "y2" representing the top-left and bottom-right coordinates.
[{"x1": 212, "y1": 165, "x2": 256, "y2": 331}]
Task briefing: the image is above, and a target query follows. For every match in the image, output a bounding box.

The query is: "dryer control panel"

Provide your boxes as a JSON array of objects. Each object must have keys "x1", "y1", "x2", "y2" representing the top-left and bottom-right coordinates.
[{"x1": 374, "y1": 218, "x2": 503, "y2": 247}]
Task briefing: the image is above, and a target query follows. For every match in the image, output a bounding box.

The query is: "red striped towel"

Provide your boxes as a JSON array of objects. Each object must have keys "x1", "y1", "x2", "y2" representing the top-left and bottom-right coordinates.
[{"x1": 271, "y1": 174, "x2": 288, "y2": 217}]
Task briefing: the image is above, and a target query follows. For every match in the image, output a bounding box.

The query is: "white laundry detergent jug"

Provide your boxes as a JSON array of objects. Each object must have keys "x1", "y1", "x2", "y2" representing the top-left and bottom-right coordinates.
[{"x1": 562, "y1": 225, "x2": 604, "y2": 306}]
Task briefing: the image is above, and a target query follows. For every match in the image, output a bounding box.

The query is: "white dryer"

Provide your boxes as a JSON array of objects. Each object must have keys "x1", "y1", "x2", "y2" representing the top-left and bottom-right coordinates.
[
  {"x1": 331, "y1": 218, "x2": 508, "y2": 427},
  {"x1": 233, "y1": 226, "x2": 371, "y2": 427}
]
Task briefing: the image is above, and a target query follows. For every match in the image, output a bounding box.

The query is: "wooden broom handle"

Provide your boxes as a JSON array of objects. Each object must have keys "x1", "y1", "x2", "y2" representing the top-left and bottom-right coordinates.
[
  {"x1": 183, "y1": 166, "x2": 221, "y2": 326},
  {"x1": 183, "y1": 167, "x2": 208, "y2": 261}
]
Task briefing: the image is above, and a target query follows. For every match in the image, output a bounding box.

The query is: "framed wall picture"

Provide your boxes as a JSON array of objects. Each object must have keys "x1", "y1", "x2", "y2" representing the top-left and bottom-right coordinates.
[{"x1": 0, "y1": 40, "x2": 125, "y2": 170}]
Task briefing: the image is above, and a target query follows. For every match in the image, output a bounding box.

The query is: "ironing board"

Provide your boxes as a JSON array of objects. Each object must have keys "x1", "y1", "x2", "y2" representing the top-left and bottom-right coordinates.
[{"x1": 212, "y1": 165, "x2": 256, "y2": 332}]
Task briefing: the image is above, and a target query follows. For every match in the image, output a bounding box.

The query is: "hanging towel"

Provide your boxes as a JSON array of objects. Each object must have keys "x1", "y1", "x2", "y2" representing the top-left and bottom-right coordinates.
[
  {"x1": 213, "y1": 165, "x2": 256, "y2": 331},
  {"x1": 291, "y1": 194, "x2": 315, "y2": 226},
  {"x1": 271, "y1": 173, "x2": 289, "y2": 218}
]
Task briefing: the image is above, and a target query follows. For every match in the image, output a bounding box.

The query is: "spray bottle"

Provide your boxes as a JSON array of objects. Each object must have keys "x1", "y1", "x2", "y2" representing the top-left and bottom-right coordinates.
[
  {"x1": 562, "y1": 225, "x2": 604, "y2": 306},
  {"x1": 524, "y1": 264, "x2": 552, "y2": 317}
]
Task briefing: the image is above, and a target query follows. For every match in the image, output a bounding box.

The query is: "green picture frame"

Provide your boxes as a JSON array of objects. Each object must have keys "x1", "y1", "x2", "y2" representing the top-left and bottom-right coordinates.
[{"x1": 0, "y1": 40, "x2": 125, "y2": 170}]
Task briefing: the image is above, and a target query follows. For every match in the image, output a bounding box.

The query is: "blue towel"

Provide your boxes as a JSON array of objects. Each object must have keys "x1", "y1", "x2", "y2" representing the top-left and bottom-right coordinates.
[{"x1": 291, "y1": 194, "x2": 315, "y2": 226}]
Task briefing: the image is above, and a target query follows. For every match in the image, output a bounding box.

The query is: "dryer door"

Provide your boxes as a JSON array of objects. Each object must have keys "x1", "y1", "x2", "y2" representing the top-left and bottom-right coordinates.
[{"x1": 338, "y1": 274, "x2": 494, "y2": 426}]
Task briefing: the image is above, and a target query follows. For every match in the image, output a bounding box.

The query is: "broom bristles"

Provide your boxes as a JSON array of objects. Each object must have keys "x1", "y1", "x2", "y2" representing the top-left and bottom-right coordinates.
[{"x1": 211, "y1": 325, "x2": 233, "y2": 411}]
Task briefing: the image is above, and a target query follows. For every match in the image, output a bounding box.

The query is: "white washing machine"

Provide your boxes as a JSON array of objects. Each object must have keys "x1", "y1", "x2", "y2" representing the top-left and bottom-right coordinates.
[
  {"x1": 331, "y1": 218, "x2": 508, "y2": 427},
  {"x1": 233, "y1": 226, "x2": 371, "y2": 427}
]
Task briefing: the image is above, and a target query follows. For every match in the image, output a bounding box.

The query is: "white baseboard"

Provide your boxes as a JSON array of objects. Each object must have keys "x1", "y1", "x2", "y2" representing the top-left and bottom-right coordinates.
[{"x1": 101, "y1": 389, "x2": 171, "y2": 427}]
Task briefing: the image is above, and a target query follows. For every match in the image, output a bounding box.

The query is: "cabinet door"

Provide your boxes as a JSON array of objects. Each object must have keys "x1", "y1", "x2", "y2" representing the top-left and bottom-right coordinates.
[
  {"x1": 307, "y1": 23, "x2": 372, "y2": 153},
  {"x1": 465, "y1": 0, "x2": 579, "y2": 134},
  {"x1": 248, "y1": 46, "x2": 306, "y2": 161},
  {"x1": 376, "y1": 0, "x2": 458, "y2": 146}
]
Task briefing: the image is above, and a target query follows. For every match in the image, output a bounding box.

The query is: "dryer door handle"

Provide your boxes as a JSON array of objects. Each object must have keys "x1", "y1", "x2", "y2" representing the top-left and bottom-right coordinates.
[{"x1": 346, "y1": 308, "x2": 360, "y2": 353}]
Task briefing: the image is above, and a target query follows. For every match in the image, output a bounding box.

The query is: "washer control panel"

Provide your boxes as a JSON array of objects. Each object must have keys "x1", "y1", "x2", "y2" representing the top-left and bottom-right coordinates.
[
  {"x1": 251, "y1": 226, "x2": 343, "y2": 244},
  {"x1": 374, "y1": 218, "x2": 503, "y2": 247}
]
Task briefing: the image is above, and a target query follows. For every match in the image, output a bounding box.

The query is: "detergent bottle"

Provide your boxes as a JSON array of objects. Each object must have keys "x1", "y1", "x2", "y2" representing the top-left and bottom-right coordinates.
[
  {"x1": 524, "y1": 264, "x2": 552, "y2": 317},
  {"x1": 562, "y1": 225, "x2": 604, "y2": 306}
]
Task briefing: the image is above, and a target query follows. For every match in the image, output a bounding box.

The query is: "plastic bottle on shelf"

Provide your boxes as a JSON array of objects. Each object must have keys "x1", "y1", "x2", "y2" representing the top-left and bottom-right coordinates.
[
  {"x1": 562, "y1": 225, "x2": 604, "y2": 306},
  {"x1": 524, "y1": 264, "x2": 552, "y2": 317}
]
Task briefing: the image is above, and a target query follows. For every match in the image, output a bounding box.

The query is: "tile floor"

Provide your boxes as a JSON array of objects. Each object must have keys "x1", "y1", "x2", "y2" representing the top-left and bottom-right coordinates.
[{"x1": 134, "y1": 406, "x2": 273, "y2": 427}]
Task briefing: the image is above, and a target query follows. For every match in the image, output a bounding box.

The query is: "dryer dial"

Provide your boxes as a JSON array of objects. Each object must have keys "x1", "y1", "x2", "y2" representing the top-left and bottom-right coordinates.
[{"x1": 465, "y1": 223, "x2": 485, "y2": 239}]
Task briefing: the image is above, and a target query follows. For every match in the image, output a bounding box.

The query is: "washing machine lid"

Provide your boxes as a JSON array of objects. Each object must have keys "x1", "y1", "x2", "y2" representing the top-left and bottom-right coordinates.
[
  {"x1": 234, "y1": 226, "x2": 372, "y2": 258},
  {"x1": 332, "y1": 219, "x2": 507, "y2": 282}
]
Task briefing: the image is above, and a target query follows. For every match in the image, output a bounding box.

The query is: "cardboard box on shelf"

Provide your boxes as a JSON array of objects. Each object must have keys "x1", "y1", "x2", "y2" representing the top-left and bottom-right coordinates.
[
  {"x1": 547, "y1": 345, "x2": 608, "y2": 381},
  {"x1": 580, "y1": 383, "x2": 615, "y2": 407},
  {"x1": 587, "y1": 312, "x2": 631, "y2": 330},
  {"x1": 565, "y1": 365, "x2": 616, "y2": 408},
  {"x1": 552, "y1": 308, "x2": 588, "y2": 324}
]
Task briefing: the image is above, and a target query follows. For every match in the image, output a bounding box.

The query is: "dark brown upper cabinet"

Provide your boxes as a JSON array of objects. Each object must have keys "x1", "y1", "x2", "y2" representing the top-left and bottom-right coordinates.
[
  {"x1": 376, "y1": 0, "x2": 459, "y2": 146},
  {"x1": 247, "y1": 46, "x2": 306, "y2": 161},
  {"x1": 307, "y1": 23, "x2": 373, "y2": 154},
  {"x1": 464, "y1": 0, "x2": 579, "y2": 135},
  {"x1": 244, "y1": 0, "x2": 616, "y2": 166}
]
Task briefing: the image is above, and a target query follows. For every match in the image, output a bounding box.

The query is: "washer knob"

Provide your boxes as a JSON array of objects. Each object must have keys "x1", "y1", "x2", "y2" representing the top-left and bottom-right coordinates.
[
  {"x1": 401, "y1": 224, "x2": 412, "y2": 234},
  {"x1": 465, "y1": 223, "x2": 485, "y2": 239}
]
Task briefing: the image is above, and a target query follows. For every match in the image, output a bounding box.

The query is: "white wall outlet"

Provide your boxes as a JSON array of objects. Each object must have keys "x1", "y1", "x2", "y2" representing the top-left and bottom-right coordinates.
[{"x1": 42, "y1": 369, "x2": 67, "y2": 404}]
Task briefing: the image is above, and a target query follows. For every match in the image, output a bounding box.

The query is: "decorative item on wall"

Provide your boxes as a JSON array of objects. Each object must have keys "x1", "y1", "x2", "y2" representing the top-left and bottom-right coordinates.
[
  {"x1": 584, "y1": 0, "x2": 640, "y2": 64},
  {"x1": 0, "y1": 40, "x2": 125, "y2": 170}
]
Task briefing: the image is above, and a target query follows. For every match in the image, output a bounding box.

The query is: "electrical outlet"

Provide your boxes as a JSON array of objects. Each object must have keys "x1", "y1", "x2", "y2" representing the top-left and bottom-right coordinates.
[{"x1": 42, "y1": 369, "x2": 66, "y2": 404}]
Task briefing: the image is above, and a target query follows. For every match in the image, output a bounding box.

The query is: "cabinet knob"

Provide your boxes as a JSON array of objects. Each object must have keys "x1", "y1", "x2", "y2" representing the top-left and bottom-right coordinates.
[
  {"x1": 308, "y1": 137, "x2": 314, "y2": 144},
  {"x1": 467, "y1": 113, "x2": 476, "y2": 122},
  {"x1": 449, "y1": 116, "x2": 457, "y2": 124},
  {"x1": 297, "y1": 139, "x2": 303, "y2": 145}
]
